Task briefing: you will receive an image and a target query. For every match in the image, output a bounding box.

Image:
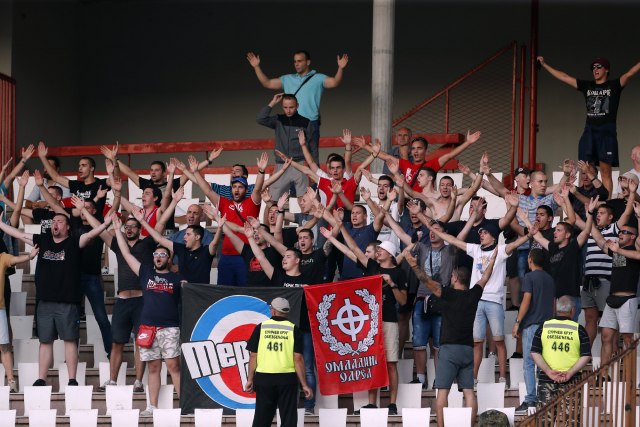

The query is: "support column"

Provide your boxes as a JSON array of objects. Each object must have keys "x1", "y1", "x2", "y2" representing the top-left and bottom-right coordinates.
[{"x1": 371, "y1": 0, "x2": 395, "y2": 173}]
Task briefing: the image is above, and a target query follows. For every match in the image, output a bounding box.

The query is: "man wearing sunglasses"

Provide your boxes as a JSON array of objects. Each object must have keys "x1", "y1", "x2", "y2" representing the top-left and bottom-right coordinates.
[{"x1": 537, "y1": 56, "x2": 640, "y2": 196}]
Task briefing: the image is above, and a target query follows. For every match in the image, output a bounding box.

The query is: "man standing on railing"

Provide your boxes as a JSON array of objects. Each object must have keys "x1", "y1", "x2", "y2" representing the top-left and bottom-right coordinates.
[
  {"x1": 537, "y1": 56, "x2": 640, "y2": 197},
  {"x1": 247, "y1": 50, "x2": 349, "y2": 164},
  {"x1": 530, "y1": 296, "x2": 591, "y2": 423}
]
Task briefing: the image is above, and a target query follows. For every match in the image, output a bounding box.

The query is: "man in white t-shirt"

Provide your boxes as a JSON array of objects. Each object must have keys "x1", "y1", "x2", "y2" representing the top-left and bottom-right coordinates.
[
  {"x1": 617, "y1": 145, "x2": 640, "y2": 197},
  {"x1": 426, "y1": 220, "x2": 538, "y2": 385}
]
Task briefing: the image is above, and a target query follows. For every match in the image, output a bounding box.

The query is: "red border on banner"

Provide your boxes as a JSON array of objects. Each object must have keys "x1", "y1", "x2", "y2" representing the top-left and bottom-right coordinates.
[{"x1": 304, "y1": 275, "x2": 389, "y2": 395}]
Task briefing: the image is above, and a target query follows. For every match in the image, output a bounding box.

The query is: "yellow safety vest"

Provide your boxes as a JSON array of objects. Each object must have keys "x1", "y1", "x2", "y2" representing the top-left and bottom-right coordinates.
[
  {"x1": 256, "y1": 319, "x2": 296, "y2": 374},
  {"x1": 540, "y1": 319, "x2": 581, "y2": 373}
]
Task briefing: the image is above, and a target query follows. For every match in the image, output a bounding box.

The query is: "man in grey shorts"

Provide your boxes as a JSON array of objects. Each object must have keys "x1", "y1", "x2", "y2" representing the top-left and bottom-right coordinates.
[
  {"x1": 0, "y1": 209, "x2": 110, "y2": 387},
  {"x1": 405, "y1": 247, "x2": 497, "y2": 427}
]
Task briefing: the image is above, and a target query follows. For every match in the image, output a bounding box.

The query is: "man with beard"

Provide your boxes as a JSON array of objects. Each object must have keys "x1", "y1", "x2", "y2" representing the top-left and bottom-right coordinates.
[
  {"x1": 111, "y1": 215, "x2": 183, "y2": 417},
  {"x1": 361, "y1": 175, "x2": 404, "y2": 249},
  {"x1": 25, "y1": 155, "x2": 71, "y2": 208},
  {"x1": 178, "y1": 154, "x2": 268, "y2": 286},
  {"x1": 38, "y1": 142, "x2": 110, "y2": 214},
  {"x1": 0, "y1": 207, "x2": 111, "y2": 387}
]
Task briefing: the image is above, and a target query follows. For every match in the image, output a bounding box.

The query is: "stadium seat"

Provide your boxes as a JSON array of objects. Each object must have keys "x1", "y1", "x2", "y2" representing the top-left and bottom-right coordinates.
[
  {"x1": 315, "y1": 385, "x2": 338, "y2": 409},
  {"x1": 110, "y1": 409, "x2": 140, "y2": 427},
  {"x1": 194, "y1": 408, "x2": 223, "y2": 427},
  {"x1": 443, "y1": 407, "x2": 472, "y2": 427},
  {"x1": 9, "y1": 316, "x2": 33, "y2": 339},
  {"x1": 105, "y1": 385, "x2": 133, "y2": 415},
  {"x1": 477, "y1": 358, "x2": 495, "y2": 383},
  {"x1": 402, "y1": 407, "x2": 430, "y2": 426},
  {"x1": 359, "y1": 407, "x2": 389, "y2": 427},
  {"x1": 235, "y1": 408, "x2": 255, "y2": 427},
  {"x1": 447, "y1": 386, "x2": 463, "y2": 408},
  {"x1": 318, "y1": 408, "x2": 347, "y2": 427},
  {"x1": 397, "y1": 359, "x2": 414, "y2": 384},
  {"x1": 0, "y1": 387, "x2": 9, "y2": 411},
  {"x1": 0, "y1": 409, "x2": 16, "y2": 427},
  {"x1": 8, "y1": 269, "x2": 23, "y2": 293},
  {"x1": 99, "y1": 361, "x2": 127, "y2": 387},
  {"x1": 152, "y1": 408, "x2": 181, "y2": 426},
  {"x1": 477, "y1": 382, "x2": 505, "y2": 412},
  {"x1": 8, "y1": 292, "x2": 26, "y2": 316},
  {"x1": 395, "y1": 383, "x2": 422, "y2": 413},
  {"x1": 64, "y1": 385, "x2": 93, "y2": 415},
  {"x1": 352, "y1": 389, "x2": 379, "y2": 412},
  {"x1": 23, "y1": 385, "x2": 52, "y2": 416},
  {"x1": 145, "y1": 384, "x2": 174, "y2": 409},
  {"x1": 17, "y1": 362, "x2": 39, "y2": 392},
  {"x1": 28, "y1": 409, "x2": 56, "y2": 427},
  {"x1": 69, "y1": 409, "x2": 98, "y2": 427},
  {"x1": 508, "y1": 358, "x2": 524, "y2": 390}
]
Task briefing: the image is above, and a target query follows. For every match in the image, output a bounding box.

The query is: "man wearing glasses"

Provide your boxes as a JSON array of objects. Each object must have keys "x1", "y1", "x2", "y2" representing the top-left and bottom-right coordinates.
[{"x1": 537, "y1": 56, "x2": 640, "y2": 196}]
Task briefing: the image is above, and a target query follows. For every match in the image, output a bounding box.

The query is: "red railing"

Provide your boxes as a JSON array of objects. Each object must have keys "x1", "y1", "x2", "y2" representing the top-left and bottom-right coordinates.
[{"x1": 0, "y1": 73, "x2": 16, "y2": 170}]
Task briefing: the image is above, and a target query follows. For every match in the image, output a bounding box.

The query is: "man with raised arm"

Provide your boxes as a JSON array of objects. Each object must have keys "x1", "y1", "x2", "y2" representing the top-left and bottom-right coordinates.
[
  {"x1": 25, "y1": 155, "x2": 71, "y2": 208},
  {"x1": 0, "y1": 202, "x2": 111, "y2": 387},
  {"x1": 538, "y1": 56, "x2": 640, "y2": 196},
  {"x1": 111, "y1": 215, "x2": 183, "y2": 417},
  {"x1": 178, "y1": 153, "x2": 268, "y2": 285},
  {"x1": 37, "y1": 142, "x2": 110, "y2": 214},
  {"x1": 426, "y1": 218, "x2": 539, "y2": 387},
  {"x1": 354, "y1": 131, "x2": 481, "y2": 192},
  {"x1": 404, "y1": 247, "x2": 498, "y2": 427},
  {"x1": 247, "y1": 50, "x2": 349, "y2": 162}
]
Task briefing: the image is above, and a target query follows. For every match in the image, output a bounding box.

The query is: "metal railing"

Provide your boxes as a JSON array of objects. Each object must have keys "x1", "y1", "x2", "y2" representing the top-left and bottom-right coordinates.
[{"x1": 519, "y1": 339, "x2": 638, "y2": 426}]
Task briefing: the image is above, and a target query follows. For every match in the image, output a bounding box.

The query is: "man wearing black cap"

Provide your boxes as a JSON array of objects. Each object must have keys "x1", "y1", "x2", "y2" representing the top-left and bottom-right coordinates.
[
  {"x1": 245, "y1": 297, "x2": 313, "y2": 427},
  {"x1": 537, "y1": 55, "x2": 640, "y2": 196}
]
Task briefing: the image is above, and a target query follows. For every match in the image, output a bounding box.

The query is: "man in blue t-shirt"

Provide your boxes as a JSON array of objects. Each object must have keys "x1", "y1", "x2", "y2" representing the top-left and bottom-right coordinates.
[
  {"x1": 112, "y1": 215, "x2": 184, "y2": 417},
  {"x1": 246, "y1": 50, "x2": 349, "y2": 163}
]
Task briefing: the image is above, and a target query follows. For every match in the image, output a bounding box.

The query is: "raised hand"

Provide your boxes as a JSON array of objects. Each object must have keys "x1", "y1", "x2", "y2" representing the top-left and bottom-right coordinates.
[
  {"x1": 71, "y1": 195, "x2": 85, "y2": 211},
  {"x1": 305, "y1": 186, "x2": 318, "y2": 202},
  {"x1": 386, "y1": 157, "x2": 399, "y2": 175},
  {"x1": 337, "y1": 54, "x2": 349, "y2": 69},
  {"x1": 131, "y1": 206, "x2": 145, "y2": 223},
  {"x1": 504, "y1": 190, "x2": 519, "y2": 207},
  {"x1": 29, "y1": 244, "x2": 40, "y2": 260},
  {"x1": 1, "y1": 157, "x2": 12, "y2": 173},
  {"x1": 361, "y1": 169, "x2": 374, "y2": 183},
  {"x1": 371, "y1": 138, "x2": 382, "y2": 157},
  {"x1": 628, "y1": 177, "x2": 638, "y2": 195},
  {"x1": 260, "y1": 187, "x2": 272, "y2": 203},
  {"x1": 100, "y1": 142, "x2": 119, "y2": 161},
  {"x1": 516, "y1": 207, "x2": 528, "y2": 222},
  {"x1": 561, "y1": 159, "x2": 575, "y2": 174},
  {"x1": 96, "y1": 185, "x2": 108, "y2": 200},
  {"x1": 208, "y1": 147, "x2": 223, "y2": 163},
  {"x1": 330, "y1": 180, "x2": 343, "y2": 194},
  {"x1": 34, "y1": 169, "x2": 44, "y2": 187},
  {"x1": 458, "y1": 162, "x2": 471, "y2": 176},
  {"x1": 246, "y1": 52, "x2": 261, "y2": 68},
  {"x1": 340, "y1": 129, "x2": 352, "y2": 146},
  {"x1": 313, "y1": 204, "x2": 325, "y2": 220},
  {"x1": 165, "y1": 158, "x2": 176, "y2": 175},
  {"x1": 173, "y1": 158, "x2": 187, "y2": 172},
  {"x1": 111, "y1": 176, "x2": 123, "y2": 193},
  {"x1": 528, "y1": 222, "x2": 540, "y2": 236},
  {"x1": 247, "y1": 216, "x2": 261, "y2": 230},
  {"x1": 274, "y1": 149, "x2": 289, "y2": 163},
  {"x1": 18, "y1": 170, "x2": 29, "y2": 187},
  {"x1": 480, "y1": 152, "x2": 491, "y2": 174},
  {"x1": 606, "y1": 239, "x2": 620, "y2": 253},
  {"x1": 21, "y1": 144, "x2": 35, "y2": 162},
  {"x1": 402, "y1": 247, "x2": 418, "y2": 268},
  {"x1": 269, "y1": 93, "x2": 284, "y2": 106},
  {"x1": 587, "y1": 195, "x2": 600, "y2": 214},
  {"x1": 352, "y1": 136, "x2": 366, "y2": 149},
  {"x1": 187, "y1": 155, "x2": 199, "y2": 173},
  {"x1": 243, "y1": 222, "x2": 254, "y2": 238},
  {"x1": 172, "y1": 186, "x2": 185, "y2": 202},
  {"x1": 633, "y1": 201, "x2": 640, "y2": 218},
  {"x1": 406, "y1": 199, "x2": 422, "y2": 216},
  {"x1": 257, "y1": 152, "x2": 269, "y2": 171},
  {"x1": 105, "y1": 158, "x2": 115, "y2": 176},
  {"x1": 387, "y1": 188, "x2": 398, "y2": 202},
  {"x1": 202, "y1": 204, "x2": 216, "y2": 221},
  {"x1": 37, "y1": 141, "x2": 48, "y2": 158},
  {"x1": 319, "y1": 226, "x2": 332, "y2": 239},
  {"x1": 360, "y1": 186, "x2": 371, "y2": 201},
  {"x1": 277, "y1": 191, "x2": 289, "y2": 210},
  {"x1": 466, "y1": 130, "x2": 482, "y2": 144},
  {"x1": 576, "y1": 160, "x2": 589, "y2": 174},
  {"x1": 112, "y1": 213, "x2": 122, "y2": 230}
]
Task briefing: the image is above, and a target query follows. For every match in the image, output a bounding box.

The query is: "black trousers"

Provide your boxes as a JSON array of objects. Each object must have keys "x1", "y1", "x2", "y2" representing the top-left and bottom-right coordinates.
[{"x1": 252, "y1": 382, "x2": 299, "y2": 427}]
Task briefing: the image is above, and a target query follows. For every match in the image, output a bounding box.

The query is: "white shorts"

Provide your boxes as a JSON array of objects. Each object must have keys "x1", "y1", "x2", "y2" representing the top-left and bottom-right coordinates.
[
  {"x1": 383, "y1": 321, "x2": 400, "y2": 363},
  {"x1": 599, "y1": 298, "x2": 639, "y2": 334},
  {"x1": 139, "y1": 327, "x2": 181, "y2": 362}
]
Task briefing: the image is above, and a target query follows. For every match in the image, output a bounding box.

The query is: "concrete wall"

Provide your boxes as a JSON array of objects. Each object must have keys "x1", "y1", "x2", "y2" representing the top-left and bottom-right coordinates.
[{"x1": 9, "y1": 0, "x2": 640, "y2": 173}]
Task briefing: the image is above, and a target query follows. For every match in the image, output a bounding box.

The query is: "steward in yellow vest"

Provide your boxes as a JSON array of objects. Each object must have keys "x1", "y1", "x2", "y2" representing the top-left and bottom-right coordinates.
[{"x1": 245, "y1": 297, "x2": 313, "y2": 427}]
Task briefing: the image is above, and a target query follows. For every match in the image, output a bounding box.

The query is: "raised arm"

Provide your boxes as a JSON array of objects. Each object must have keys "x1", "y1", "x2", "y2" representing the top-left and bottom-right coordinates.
[
  {"x1": 246, "y1": 52, "x2": 283, "y2": 90},
  {"x1": 155, "y1": 186, "x2": 184, "y2": 232},
  {"x1": 605, "y1": 240, "x2": 640, "y2": 261},
  {"x1": 37, "y1": 142, "x2": 70, "y2": 188},
  {"x1": 112, "y1": 215, "x2": 141, "y2": 276},
  {"x1": 3, "y1": 144, "x2": 34, "y2": 189},
  {"x1": 505, "y1": 222, "x2": 539, "y2": 255},
  {"x1": 0, "y1": 216, "x2": 33, "y2": 245},
  {"x1": 616, "y1": 179, "x2": 637, "y2": 228},
  {"x1": 403, "y1": 248, "x2": 442, "y2": 298},
  {"x1": 78, "y1": 206, "x2": 113, "y2": 249},
  {"x1": 323, "y1": 54, "x2": 349, "y2": 89},
  {"x1": 537, "y1": 56, "x2": 578, "y2": 88},
  {"x1": 274, "y1": 150, "x2": 319, "y2": 184},
  {"x1": 436, "y1": 130, "x2": 482, "y2": 168},
  {"x1": 499, "y1": 191, "x2": 519, "y2": 231},
  {"x1": 298, "y1": 130, "x2": 320, "y2": 174},
  {"x1": 620, "y1": 61, "x2": 640, "y2": 87},
  {"x1": 381, "y1": 209, "x2": 413, "y2": 247},
  {"x1": 33, "y1": 170, "x2": 67, "y2": 216},
  {"x1": 177, "y1": 157, "x2": 220, "y2": 206},
  {"x1": 425, "y1": 220, "x2": 468, "y2": 251},
  {"x1": 10, "y1": 171, "x2": 29, "y2": 228},
  {"x1": 576, "y1": 198, "x2": 596, "y2": 247},
  {"x1": 263, "y1": 157, "x2": 292, "y2": 188},
  {"x1": 353, "y1": 140, "x2": 381, "y2": 184},
  {"x1": 131, "y1": 206, "x2": 174, "y2": 252},
  {"x1": 243, "y1": 222, "x2": 274, "y2": 279},
  {"x1": 251, "y1": 153, "x2": 269, "y2": 205}
]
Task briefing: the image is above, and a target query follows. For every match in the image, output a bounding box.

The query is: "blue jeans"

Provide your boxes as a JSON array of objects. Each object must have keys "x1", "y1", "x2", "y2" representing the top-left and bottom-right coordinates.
[
  {"x1": 412, "y1": 299, "x2": 441, "y2": 349},
  {"x1": 303, "y1": 332, "x2": 316, "y2": 409},
  {"x1": 517, "y1": 249, "x2": 529, "y2": 280},
  {"x1": 571, "y1": 296, "x2": 582, "y2": 322},
  {"x1": 522, "y1": 323, "x2": 538, "y2": 404},
  {"x1": 217, "y1": 255, "x2": 247, "y2": 286},
  {"x1": 81, "y1": 273, "x2": 112, "y2": 355}
]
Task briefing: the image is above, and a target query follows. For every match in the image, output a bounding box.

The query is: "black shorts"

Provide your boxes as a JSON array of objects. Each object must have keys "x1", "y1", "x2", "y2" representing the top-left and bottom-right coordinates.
[
  {"x1": 111, "y1": 296, "x2": 143, "y2": 344},
  {"x1": 506, "y1": 249, "x2": 519, "y2": 278},
  {"x1": 578, "y1": 123, "x2": 619, "y2": 167},
  {"x1": 37, "y1": 301, "x2": 80, "y2": 342}
]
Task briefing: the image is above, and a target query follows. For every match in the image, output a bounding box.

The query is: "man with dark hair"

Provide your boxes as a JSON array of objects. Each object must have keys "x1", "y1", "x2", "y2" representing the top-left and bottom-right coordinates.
[
  {"x1": 569, "y1": 160, "x2": 609, "y2": 220},
  {"x1": 405, "y1": 247, "x2": 498, "y2": 427},
  {"x1": 38, "y1": 142, "x2": 110, "y2": 214},
  {"x1": 512, "y1": 248, "x2": 555, "y2": 414},
  {"x1": 537, "y1": 55, "x2": 640, "y2": 196},
  {"x1": 247, "y1": 50, "x2": 349, "y2": 162},
  {"x1": 26, "y1": 155, "x2": 71, "y2": 208},
  {"x1": 0, "y1": 205, "x2": 111, "y2": 387},
  {"x1": 256, "y1": 93, "x2": 310, "y2": 199}
]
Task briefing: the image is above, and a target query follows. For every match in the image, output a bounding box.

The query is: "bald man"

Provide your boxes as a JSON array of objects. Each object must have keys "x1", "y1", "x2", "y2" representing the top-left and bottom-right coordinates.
[{"x1": 169, "y1": 204, "x2": 214, "y2": 255}]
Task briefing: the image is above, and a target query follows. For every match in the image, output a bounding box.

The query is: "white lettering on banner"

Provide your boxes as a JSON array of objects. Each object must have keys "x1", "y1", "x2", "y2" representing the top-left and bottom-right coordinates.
[
  {"x1": 325, "y1": 355, "x2": 378, "y2": 373},
  {"x1": 182, "y1": 340, "x2": 250, "y2": 387},
  {"x1": 339, "y1": 369, "x2": 373, "y2": 382}
]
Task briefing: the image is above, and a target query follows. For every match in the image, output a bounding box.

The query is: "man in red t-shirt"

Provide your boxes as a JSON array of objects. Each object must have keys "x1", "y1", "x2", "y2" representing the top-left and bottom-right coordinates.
[
  {"x1": 355, "y1": 131, "x2": 482, "y2": 191},
  {"x1": 178, "y1": 153, "x2": 268, "y2": 286}
]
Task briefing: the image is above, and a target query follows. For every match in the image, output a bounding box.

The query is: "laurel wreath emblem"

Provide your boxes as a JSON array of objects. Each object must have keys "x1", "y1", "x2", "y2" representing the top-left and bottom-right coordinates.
[{"x1": 316, "y1": 289, "x2": 380, "y2": 356}]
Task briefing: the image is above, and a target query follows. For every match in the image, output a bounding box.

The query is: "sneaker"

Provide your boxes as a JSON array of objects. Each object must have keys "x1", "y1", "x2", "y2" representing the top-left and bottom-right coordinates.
[
  {"x1": 388, "y1": 403, "x2": 398, "y2": 416},
  {"x1": 304, "y1": 408, "x2": 314, "y2": 416},
  {"x1": 488, "y1": 352, "x2": 497, "y2": 365},
  {"x1": 410, "y1": 378, "x2": 427, "y2": 389},
  {"x1": 32, "y1": 379, "x2": 46, "y2": 386},
  {"x1": 499, "y1": 377, "x2": 508, "y2": 388},
  {"x1": 354, "y1": 403, "x2": 377, "y2": 415},
  {"x1": 101, "y1": 266, "x2": 109, "y2": 275},
  {"x1": 515, "y1": 401, "x2": 535, "y2": 415},
  {"x1": 97, "y1": 380, "x2": 117, "y2": 392},
  {"x1": 473, "y1": 378, "x2": 478, "y2": 391},
  {"x1": 8, "y1": 379, "x2": 17, "y2": 393},
  {"x1": 140, "y1": 405, "x2": 156, "y2": 417},
  {"x1": 510, "y1": 351, "x2": 523, "y2": 359},
  {"x1": 68, "y1": 379, "x2": 79, "y2": 386},
  {"x1": 133, "y1": 380, "x2": 145, "y2": 393}
]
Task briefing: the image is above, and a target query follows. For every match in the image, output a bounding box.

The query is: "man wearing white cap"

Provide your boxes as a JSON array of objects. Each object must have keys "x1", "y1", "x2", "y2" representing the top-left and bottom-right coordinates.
[{"x1": 245, "y1": 297, "x2": 313, "y2": 427}]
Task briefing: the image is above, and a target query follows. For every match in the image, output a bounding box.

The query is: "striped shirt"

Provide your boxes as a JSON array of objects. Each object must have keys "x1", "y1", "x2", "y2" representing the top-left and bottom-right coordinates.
[
  {"x1": 210, "y1": 183, "x2": 255, "y2": 200},
  {"x1": 585, "y1": 222, "x2": 619, "y2": 277}
]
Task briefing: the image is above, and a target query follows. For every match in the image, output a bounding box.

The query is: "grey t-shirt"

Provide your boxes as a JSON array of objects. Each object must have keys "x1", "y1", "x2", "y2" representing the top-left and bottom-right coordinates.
[{"x1": 521, "y1": 269, "x2": 556, "y2": 329}]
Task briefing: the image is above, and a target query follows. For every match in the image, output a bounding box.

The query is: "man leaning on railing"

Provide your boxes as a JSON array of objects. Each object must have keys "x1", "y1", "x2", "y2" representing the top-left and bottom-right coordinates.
[{"x1": 530, "y1": 296, "x2": 591, "y2": 424}]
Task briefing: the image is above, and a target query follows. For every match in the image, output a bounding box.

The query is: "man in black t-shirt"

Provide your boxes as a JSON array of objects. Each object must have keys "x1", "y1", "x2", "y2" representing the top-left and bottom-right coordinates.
[
  {"x1": 405, "y1": 247, "x2": 498, "y2": 427},
  {"x1": 38, "y1": 142, "x2": 110, "y2": 214},
  {"x1": 538, "y1": 55, "x2": 640, "y2": 196},
  {"x1": 0, "y1": 209, "x2": 111, "y2": 387}
]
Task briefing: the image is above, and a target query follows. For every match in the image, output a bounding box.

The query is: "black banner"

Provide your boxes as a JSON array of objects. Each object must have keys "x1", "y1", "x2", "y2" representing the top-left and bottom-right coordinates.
[{"x1": 180, "y1": 284, "x2": 303, "y2": 414}]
